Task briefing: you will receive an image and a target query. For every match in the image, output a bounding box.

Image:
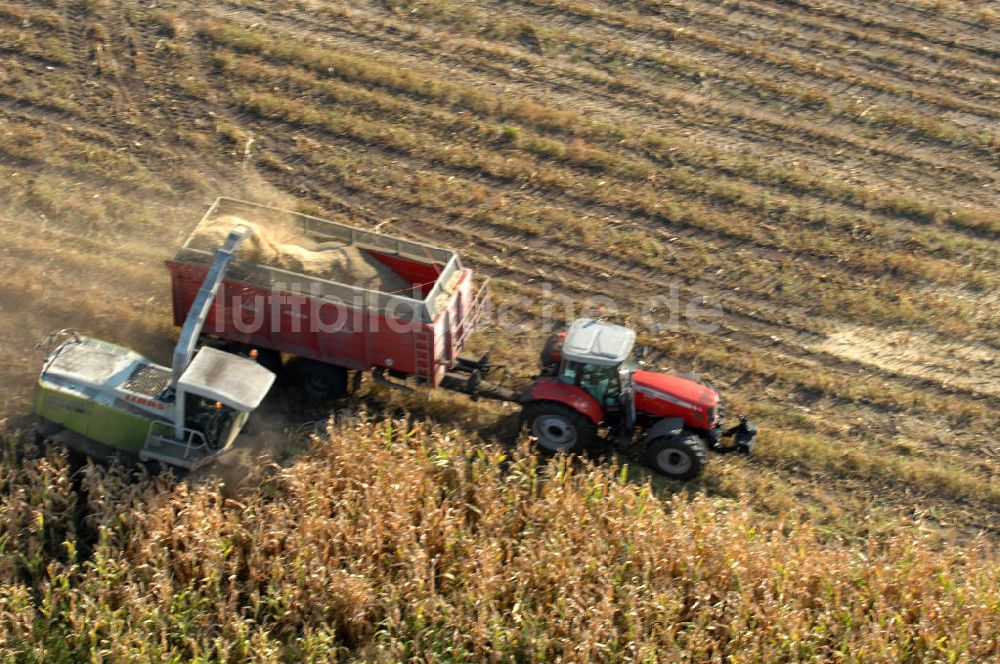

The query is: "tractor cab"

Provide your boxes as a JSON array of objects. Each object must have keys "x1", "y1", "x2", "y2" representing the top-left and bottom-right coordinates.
[
  {"x1": 555, "y1": 318, "x2": 637, "y2": 410},
  {"x1": 176, "y1": 347, "x2": 275, "y2": 438}
]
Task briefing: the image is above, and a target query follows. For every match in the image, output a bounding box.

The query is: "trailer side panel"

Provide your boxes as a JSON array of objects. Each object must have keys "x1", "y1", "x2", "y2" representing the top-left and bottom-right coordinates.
[{"x1": 167, "y1": 260, "x2": 478, "y2": 386}]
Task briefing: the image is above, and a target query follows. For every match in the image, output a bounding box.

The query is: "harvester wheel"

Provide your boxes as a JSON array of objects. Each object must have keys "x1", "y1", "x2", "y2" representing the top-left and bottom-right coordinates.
[
  {"x1": 522, "y1": 401, "x2": 596, "y2": 455},
  {"x1": 646, "y1": 433, "x2": 707, "y2": 480},
  {"x1": 291, "y1": 359, "x2": 348, "y2": 401}
]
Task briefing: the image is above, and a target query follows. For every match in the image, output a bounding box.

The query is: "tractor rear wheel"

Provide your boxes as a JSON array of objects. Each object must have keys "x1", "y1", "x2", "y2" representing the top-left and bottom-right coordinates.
[
  {"x1": 290, "y1": 359, "x2": 349, "y2": 401},
  {"x1": 522, "y1": 401, "x2": 596, "y2": 455},
  {"x1": 646, "y1": 433, "x2": 707, "y2": 480}
]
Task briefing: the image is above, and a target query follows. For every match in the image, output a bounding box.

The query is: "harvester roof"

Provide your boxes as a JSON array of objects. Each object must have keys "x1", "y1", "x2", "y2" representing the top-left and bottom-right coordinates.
[
  {"x1": 561, "y1": 318, "x2": 636, "y2": 367},
  {"x1": 177, "y1": 347, "x2": 275, "y2": 411}
]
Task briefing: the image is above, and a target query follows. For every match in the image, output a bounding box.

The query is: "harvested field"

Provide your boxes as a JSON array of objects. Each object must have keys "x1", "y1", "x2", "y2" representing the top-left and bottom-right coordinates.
[
  {"x1": 0, "y1": 0, "x2": 998, "y2": 659},
  {"x1": 814, "y1": 324, "x2": 1000, "y2": 398}
]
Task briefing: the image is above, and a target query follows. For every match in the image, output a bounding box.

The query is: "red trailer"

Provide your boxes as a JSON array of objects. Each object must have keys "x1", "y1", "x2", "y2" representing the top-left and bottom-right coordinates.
[{"x1": 167, "y1": 198, "x2": 493, "y2": 398}]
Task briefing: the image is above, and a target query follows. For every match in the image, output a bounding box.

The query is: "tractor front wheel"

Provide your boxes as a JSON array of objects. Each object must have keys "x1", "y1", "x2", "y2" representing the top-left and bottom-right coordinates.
[
  {"x1": 522, "y1": 401, "x2": 596, "y2": 455},
  {"x1": 646, "y1": 433, "x2": 707, "y2": 480}
]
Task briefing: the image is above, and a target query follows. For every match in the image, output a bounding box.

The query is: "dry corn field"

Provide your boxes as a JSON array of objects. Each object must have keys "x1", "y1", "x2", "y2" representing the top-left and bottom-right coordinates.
[{"x1": 0, "y1": 0, "x2": 998, "y2": 661}]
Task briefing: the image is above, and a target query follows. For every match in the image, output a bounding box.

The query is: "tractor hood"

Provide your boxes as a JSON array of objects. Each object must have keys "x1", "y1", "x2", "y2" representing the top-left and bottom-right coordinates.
[{"x1": 631, "y1": 370, "x2": 719, "y2": 411}]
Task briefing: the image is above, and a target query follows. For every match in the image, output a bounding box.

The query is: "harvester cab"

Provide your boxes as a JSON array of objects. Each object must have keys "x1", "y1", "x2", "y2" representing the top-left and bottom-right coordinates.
[
  {"x1": 34, "y1": 226, "x2": 276, "y2": 470},
  {"x1": 524, "y1": 318, "x2": 757, "y2": 480}
]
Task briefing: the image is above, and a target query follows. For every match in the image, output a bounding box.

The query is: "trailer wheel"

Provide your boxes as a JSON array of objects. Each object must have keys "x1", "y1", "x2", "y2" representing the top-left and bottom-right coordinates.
[
  {"x1": 291, "y1": 359, "x2": 348, "y2": 401},
  {"x1": 646, "y1": 433, "x2": 707, "y2": 481},
  {"x1": 522, "y1": 401, "x2": 596, "y2": 455},
  {"x1": 253, "y1": 349, "x2": 283, "y2": 375}
]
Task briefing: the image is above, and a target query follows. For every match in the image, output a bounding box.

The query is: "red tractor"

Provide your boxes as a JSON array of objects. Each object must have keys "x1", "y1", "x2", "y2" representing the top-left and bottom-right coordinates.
[{"x1": 521, "y1": 319, "x2": 756, "y2": 479}]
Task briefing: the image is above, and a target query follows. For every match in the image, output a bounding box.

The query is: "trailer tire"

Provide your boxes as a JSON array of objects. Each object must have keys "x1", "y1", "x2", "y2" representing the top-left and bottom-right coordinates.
[
  {"x1": 646, "y1": 433, "x2": 707, "y2": 481},
  {"x1": 522, "y1": 401, "x2": 596, "y2": 455},
  {"x1": 291, "y1": 359, "x2": 348, "y2": 401},
  {"x1": 253, "y1": 349, "x2": 283, "y2": 375}
]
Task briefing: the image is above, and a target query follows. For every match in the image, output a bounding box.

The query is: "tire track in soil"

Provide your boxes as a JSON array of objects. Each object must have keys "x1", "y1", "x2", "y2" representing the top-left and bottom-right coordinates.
[
  {"x1": 731, "y1": 0, "x2": 1000, "y2": 84},
  {"x1": 244, "y1": 133, "x2": 1000, "y2": 423},
  {"x1": 273, "y1": 0, "x2": 1000, "y2": 187},
  {"x1": 632, "y1": 5, "x2": 1000, "y2": 127},
  {"x1": 203, "y1": 1, "x2": 998, "y2": 202},
  {"x1": 575, "y1": 0, "x2": 1000, "y2": 72},
  {"x1": 205, "y1": 45, "x2": 999, "y2": 260},
  {"x1": 43, "y1": 0, "x2": 996, "y2": 220},
  {"x1": 21, "y1": 2, "x2": 234, "y2": 181},
  {"x1": 502, "y1": 0, "x2": 1000, "y2": 139},
  {"x1": 218, "y1": 102, "x2": 1000, "y2": 347},
  {"x1": 769, "y1": 0, "x2": 1000, "y2": 60},
  {"x1": 620, "y1": 0, "x2": 1000, "y2": 103},
  {"x1": 186, "y1": 11, "x2": 1000, "y2": 304},
  {"x1": 379, "y1": 2, "x2": 998, "y2": 188},
  {"x1": 191, "y1": 25, "x2": 999, "y2": 268},
  {"x1": 0, "y1": 107, "x2": 178, "y2": 192}
]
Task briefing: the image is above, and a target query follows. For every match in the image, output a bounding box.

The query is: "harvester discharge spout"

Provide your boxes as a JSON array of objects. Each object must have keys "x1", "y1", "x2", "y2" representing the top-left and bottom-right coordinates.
[
  {"x1": 171, "y1": 224, "x2": 252, "y2": 386},
  {"x1": 170, "y1": 224, "x2": 252, "y2": 440}
]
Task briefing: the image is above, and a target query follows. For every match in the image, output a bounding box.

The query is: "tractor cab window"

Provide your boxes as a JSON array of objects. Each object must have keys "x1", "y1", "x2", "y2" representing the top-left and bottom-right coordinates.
[
  {"x1": 184, "y1": 393, "x2": 237, "y2": 449},
  {"x1": 579, "y1": 363, "x2": 622, "y2": 406},
  {"x1": 620, "y1": 354, "x2": 638, "y2": 374},
  {"x1": 558, "y1": 361, "x2": 579, "y2": 385},
  {"x1": 559, "y1": 360, "x2": 622, "y2": 407}
]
